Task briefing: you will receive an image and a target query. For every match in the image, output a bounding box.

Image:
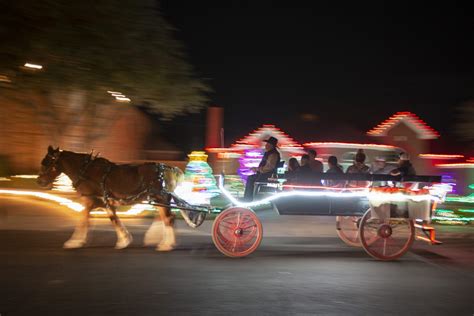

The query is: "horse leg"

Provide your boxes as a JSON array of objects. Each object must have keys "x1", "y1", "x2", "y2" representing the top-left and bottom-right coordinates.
[
  {"x1": 144, "y1": 212, "x2": 164, "y2": 247},
  {"x1": 157, "y1": 206, "x2": 176, "y2": 252},
  {"x1": 106, "y1": 205, "x2": 133, "y2": 249},
  {"x1": 63, "y1": 196, "x2": 94, "y2": 249}
]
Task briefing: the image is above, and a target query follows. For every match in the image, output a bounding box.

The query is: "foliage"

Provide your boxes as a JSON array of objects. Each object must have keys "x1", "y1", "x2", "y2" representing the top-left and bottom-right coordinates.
[{"x1": 0, "y1": 0, "x2": 210, "y2": 117}]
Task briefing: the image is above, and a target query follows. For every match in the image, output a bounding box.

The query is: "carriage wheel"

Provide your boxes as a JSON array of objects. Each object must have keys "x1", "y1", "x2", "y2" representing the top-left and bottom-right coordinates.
[
  {"x1": 359, "y1": 209, "x2": 415, "y2": 261},
  {"x1": 336, "y1": 216, "x2": 362, "y2": 247},
  {"x1": 212, "y1": 207, "x2": 263, "y2": 258}
]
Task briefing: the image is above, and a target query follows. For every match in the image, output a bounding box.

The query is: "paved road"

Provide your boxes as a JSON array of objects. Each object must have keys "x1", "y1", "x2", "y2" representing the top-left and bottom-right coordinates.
[{"x1": 1, "y1": 196, "x2": 473, "y2": 315}]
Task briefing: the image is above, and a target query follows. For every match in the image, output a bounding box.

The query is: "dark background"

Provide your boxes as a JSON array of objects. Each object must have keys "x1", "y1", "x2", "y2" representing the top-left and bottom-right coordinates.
[{"x1": 158, "y1": 1, "x2": 473, "y2": 152}]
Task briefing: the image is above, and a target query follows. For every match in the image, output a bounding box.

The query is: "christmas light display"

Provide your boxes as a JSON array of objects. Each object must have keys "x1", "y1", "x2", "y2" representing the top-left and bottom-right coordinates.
[
  {"x1": 175, "y1": 151, "x2": 220, "y2": 205},
  {"x1": 436, "y1": 163, "x2": 474, "y2": 168},
  {"x1": 419, "y1": 154, "x2": 464, "y2": 160},
  {"x1": 367, "y1": 112, "x2": 439, "y2": 139},
  {"x1": 303, "y1": 142, "x2": 398, "y2": 150},
  {"x1": 238, "y1": 149, "x2": 263, "y2": 183},
  {"x1": 218, "y1": 176, "x2": 446, "y2": 209},
  {"x1": 206, "y1": 124, "x2": 306, "y2": 155}
]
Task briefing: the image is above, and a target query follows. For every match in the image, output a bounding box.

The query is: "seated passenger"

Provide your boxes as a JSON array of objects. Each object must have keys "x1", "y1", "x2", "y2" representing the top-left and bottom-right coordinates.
[
  {"x1": 285, "y1": 157, "x2": 300, "y2": 184},
  {"x1": 306, "y1": 149, "x2": 323, "y2": 185},
  {"x1": 307, "y1": 149, "x2": 324, "y2": 173},
  {"x1": 295, "y1": 154, "x2": 314, "y2": 184},
  {"x1": 243, "y1": 136, "x2": 281, "y2": 201},
  {"x1": 346, "y1": 149, "x2": 370, "y2": 187},
  {"x1": 390, "y1": 152, "x2": 416, "y2": 176},
  {"x1": 370, "y1": 156, "x2": 396, "y2": 186},
  {"x1": 325, "y1": 155, "x2": 344, "y2": 187},
  {"x1": 370, "y1": 156, "x2": 395, "y2": 175}
]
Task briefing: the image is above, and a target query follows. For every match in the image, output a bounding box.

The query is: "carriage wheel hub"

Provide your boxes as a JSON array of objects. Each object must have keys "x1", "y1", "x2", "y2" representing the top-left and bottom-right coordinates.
[
  {"x1": 234, "y1": 228, "x2": 243, "y2": 236},
  {"x1": 378, "y1": 224, "x2": 392, "y2": 238}
]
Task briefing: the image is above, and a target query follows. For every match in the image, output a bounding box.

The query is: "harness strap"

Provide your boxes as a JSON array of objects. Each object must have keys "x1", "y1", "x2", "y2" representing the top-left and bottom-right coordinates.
[{"x1": 72, "y1": 152, "x2": 95, "y2": 188}]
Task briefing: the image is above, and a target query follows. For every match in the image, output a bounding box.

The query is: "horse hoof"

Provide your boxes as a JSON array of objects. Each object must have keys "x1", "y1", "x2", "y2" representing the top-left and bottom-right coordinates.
[
  {"x1": 115, "y1": 235, "x2": 133, "y2": 250},
  {"x1": 143, "y1": 222, "x2": 164, "y2": 246},
  {"x1": 156, "y1": 244, "x2": 174, "y2": 252},
  {"x1": 63, "y1": 239, "x2": 86, "y2": 249}
]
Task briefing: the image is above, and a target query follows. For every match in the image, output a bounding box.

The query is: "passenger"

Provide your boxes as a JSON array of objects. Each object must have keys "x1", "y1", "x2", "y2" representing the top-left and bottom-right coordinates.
[
  {"x1": 307, "y1": 149, "x2": 324, "y2": 173},
  {"x1": 346, "y1": 149, "x2": 370, "y2": 187},
  {"x1": 285, "y1": 157, "x2": 300, "y2": 184},
  {"x1": 243, "y1": 136, "x2": 281, "y2": 201},
  {"x1": 370, "y1": 156, "x2": 396, "y2": 175},
  {"x1": 390, "y1": 152, "x2": 416, "y2": 176},
  {"x1": 306, "y1": 149, "x2": 323, "y2": 185},
  {"x1": 370, "y1": 156, "x2": 396, "y2": 187},
  {"x1": 295, "y1": 154, "x2": 313, "y2": 184},
  {"x1": 325, "y1": 156, "x2": 344, "y2": 187}
]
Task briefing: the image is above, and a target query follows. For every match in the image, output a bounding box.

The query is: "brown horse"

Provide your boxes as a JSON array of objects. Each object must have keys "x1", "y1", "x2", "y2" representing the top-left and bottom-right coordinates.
[{"x1": 37, "y1": 146, "x2": 184, "y2": 251}]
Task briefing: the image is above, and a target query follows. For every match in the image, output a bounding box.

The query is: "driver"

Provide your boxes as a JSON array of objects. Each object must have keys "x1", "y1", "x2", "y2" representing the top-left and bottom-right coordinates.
[{"x1": 243, "y1": 136, "x2": 281, "y2": 201}]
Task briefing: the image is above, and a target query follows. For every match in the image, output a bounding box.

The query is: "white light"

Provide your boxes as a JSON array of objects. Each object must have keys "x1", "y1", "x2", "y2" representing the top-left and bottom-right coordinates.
[
  {"x1": 217, "y1": 176, "x2": 445, "y2": 208},
  {"x1": 115, "y1": 96, "x2": 131, "y2": 102},
  {"x1": 24, "y1": 63, "x2": 43, "y2": 69},
  {"x1": 0, "y1": 75, "x2": 11, "y2": 82},
  {"x1": 111, "y1": 93, "x2": 125, "y2": 97},
  {"x1": 0, "y1": 189, "x2": 156, "y2": 216},
  {"x1": 107, "y1": 91, "x2": 121, "y2": 94},
  {"x1": 0, "y1": 189, "x2": 84, "y2": 212},
  {"x1": 52, "y1": 173, "x2": 76, "y2": 193},
  {"x1": 11, "y1": 175, "x2": 38, "y2": 179}
]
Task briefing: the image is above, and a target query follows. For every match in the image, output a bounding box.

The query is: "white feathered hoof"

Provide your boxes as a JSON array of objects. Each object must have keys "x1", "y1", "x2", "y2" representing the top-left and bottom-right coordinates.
[
  {"x1": 143, "y1": 221, "x2": 164, "y2": 246},
  {"x1": 156, "y1": 226, "x2": 176, "y2": 252},
  {"x1": 63, "y1": 239, "x2": 86, "y2": 249},
  {"x1": 156, "y1": 243, "x2": 174, "y2": 252},
  {"x1": 115, "y1": 233, "x2": 133, "y2": 250}
]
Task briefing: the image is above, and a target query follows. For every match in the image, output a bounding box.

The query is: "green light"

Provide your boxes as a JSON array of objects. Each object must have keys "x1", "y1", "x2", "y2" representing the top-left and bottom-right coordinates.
[
  {"x1": 445, "y1": 196, "x2": 474, "y2": 204},
  {"x1": 432, "y1": 216, "x2": 474, "y2": 222},
  {"x1": 458, "y1": 209, "x2": 474, "y2": 213},
  {"x1": 468, "y1": 184, "x2": 474, "y2": 190}
]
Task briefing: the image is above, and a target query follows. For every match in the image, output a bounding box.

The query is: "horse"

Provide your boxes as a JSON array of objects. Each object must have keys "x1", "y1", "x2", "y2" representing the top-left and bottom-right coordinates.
[{"x1": 37, "y1": 146, "x2": 184, "y2": 251}]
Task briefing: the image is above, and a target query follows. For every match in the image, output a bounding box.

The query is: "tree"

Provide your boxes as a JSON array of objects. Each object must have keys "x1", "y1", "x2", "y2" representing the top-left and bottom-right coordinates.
[
  {"x1": 455, "y1": 101, "x2": 474, "y2": 142},
  {"x1": 0, "y1": 0, "x2": 210, "y2": 148}
]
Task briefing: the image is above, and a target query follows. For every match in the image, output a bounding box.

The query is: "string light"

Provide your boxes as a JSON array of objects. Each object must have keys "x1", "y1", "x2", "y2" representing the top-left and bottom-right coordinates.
[
  {"x1": 419, "y1": 154, "x2": 464, "y2": 159},
  {"x1": 367, "y1": 112, "x2": 439, "y2": 139}
]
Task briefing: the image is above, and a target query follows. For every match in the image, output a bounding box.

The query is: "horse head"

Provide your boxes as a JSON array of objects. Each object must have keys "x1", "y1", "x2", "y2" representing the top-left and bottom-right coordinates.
[
  {"x1": 37, "y1": 145, "x2": 62, "y2": 188},
  {"x1": 164, "y1": 166, "x2": 184, "y2": 193}
]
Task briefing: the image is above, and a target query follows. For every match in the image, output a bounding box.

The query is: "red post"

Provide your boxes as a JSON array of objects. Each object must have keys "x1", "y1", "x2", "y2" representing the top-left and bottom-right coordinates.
[{"x1": 206, "y1": 107, "x2": 224, "y2": 148}]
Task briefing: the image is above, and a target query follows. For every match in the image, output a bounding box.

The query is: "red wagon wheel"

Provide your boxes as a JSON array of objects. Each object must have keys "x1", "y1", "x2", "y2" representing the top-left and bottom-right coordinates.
[
  {"x1": 336, "y1": 216, "x2": 362, "y2": 247},
  {"x1": 212, "y1": 207, "x2": 263, "y2": 258},
  {"x1": 359, "y1": 209, "x2": 415, "y2": 261}
]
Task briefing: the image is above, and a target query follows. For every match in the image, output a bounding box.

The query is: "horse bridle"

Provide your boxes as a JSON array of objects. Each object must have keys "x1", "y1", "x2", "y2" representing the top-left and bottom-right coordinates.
[{"x1": 40, "y1": 151, "x2": 62, "y2": 176}]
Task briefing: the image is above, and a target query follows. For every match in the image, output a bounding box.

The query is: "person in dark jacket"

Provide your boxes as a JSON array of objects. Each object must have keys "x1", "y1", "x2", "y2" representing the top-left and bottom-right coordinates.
[
  {"x1": 325, "y1": 155, "x2": 344, "y2": 187},
  {"x1": 285, "y1": 157, "x2": 300, "y2": 184},
  {"x1": 244, "y1": 136, "x2": 281, "y2": 201},
  {"x1": 295, "y1": 154, "x2": 313, "y2": 184},
  {"x1": 390, "y1": 152, "x2": 416, "y2": 176},
  {"x1": 346, "y1": 149, "x2": 370, "y2": 187}
]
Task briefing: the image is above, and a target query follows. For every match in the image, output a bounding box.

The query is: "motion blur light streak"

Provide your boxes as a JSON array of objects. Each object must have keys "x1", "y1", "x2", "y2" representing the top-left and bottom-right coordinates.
[
  {"x1": 0, "y1": 189, "x2": 84, "y2": 212},
  {"x1": 115, "y1": 96, "x2": 131, "y2": 102},
  {"x1": 11, "y1": 175, "x2": 38, "y2": 179},
  {"x1": 218, "y1": 177, "x2": 444, "y2": 208},
  {"x1": 0, "y1": 189, "x2": 155, "y2": 216},
  {"x1": 24, "y1": 63, "x2": 43, "y2": 69},
  {"x1": 419, "y1": 154, "x2": 464, "y2": 159},
  {"x1": 52, "y1": 173, "x2": 75, "y2": 192}
]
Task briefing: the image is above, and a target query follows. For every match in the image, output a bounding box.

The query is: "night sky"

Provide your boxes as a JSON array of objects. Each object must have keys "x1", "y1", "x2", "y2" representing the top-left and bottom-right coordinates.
[{"x1": 159, "y1": 1, "x2": 473, "y2": 151}]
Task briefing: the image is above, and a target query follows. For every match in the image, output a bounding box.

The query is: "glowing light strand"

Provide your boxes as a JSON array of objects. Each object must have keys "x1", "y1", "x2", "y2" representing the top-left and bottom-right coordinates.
[{"x1": 218, "y1": 177, "x2": 445, "y2": 209}]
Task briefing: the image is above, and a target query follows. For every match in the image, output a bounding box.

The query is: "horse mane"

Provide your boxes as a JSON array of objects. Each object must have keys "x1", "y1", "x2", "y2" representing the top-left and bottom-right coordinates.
[{"x1": 164, "y1": 166, "x2": 184, "y2": 192}]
